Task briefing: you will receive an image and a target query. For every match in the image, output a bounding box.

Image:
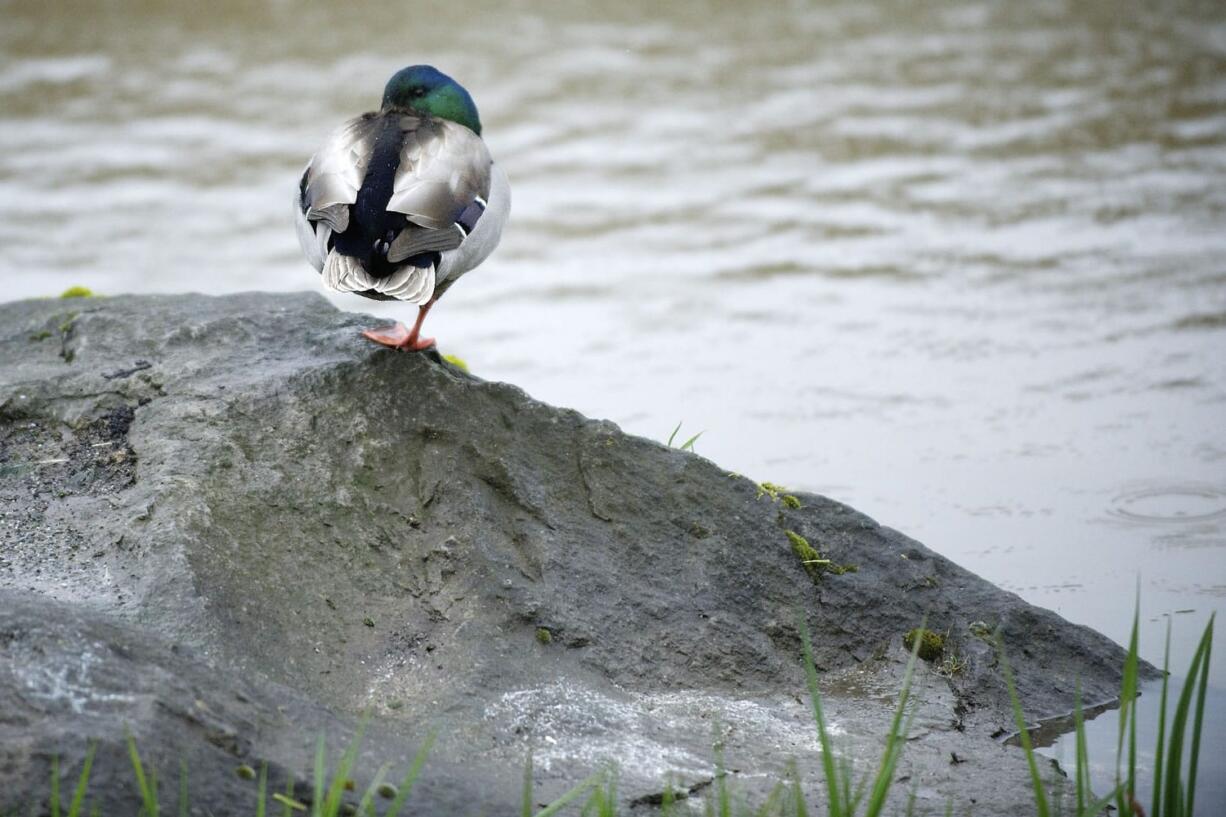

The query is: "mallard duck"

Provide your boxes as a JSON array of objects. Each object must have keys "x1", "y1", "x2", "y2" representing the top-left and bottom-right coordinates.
[{"x1": 295, "y1": 65, "x2": 509, "y2": 351}]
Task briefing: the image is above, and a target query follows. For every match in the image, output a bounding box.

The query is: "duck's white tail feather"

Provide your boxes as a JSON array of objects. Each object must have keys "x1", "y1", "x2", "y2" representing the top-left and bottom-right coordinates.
[{"x1": 321, "y1": 249, "x2": 436, "y2": 305}]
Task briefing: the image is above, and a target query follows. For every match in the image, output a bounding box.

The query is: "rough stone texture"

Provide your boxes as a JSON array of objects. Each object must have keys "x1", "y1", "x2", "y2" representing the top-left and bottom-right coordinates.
[{"x1": 0, "y1": 293, "x2": 1143, "y2": 815}]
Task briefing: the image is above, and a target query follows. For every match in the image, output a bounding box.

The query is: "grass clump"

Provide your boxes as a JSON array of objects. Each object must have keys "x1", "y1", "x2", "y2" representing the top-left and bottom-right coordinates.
[
  {"x1": 935, "y1": 652, "x2": 967, "y2": 678},
  {"x1": 59, "y1": 285, "x2": 95, "y2": 299},
  {"x1": 666, "y1": 421, "x2": 703, "y2": 452},
  {"x1": 28, "y1": 602, "x2": 1216, "y2": 817},
  {"x1": 902, "y1": 628, "x2": 945, "y2": 662}
]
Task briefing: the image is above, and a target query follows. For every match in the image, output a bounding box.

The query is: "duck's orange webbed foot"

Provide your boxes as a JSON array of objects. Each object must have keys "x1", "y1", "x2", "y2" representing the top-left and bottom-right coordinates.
[{"x1": 361, "y1": 322, "x2": 436, "y2": 351}]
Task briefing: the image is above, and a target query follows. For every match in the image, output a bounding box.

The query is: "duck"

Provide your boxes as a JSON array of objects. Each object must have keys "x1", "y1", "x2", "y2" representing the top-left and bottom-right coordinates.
[{"x1": 295, "y1": 65, "x2": 509, "y2": 351}]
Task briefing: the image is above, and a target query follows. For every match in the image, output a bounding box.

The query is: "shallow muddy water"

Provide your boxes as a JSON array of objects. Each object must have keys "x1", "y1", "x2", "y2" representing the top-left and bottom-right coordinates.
[{"x1": 2, "y1": 0, "x2": 1224, "y2": 805}]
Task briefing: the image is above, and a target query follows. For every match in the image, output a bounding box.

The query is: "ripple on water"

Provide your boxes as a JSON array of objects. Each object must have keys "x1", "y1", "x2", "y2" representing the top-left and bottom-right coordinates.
[{"x1": 1108, "y1": 483, "x2": 1226, "y2": 525}]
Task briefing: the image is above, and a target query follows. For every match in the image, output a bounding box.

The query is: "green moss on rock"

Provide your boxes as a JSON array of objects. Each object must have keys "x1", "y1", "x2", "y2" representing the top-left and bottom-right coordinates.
[
  {"x1": 786, "y1": 530, "x2": 828, "y2": 580},
  {"x1": 903, "y1": 627, "x2": 945, "y2": 661},
  {"x1": 535, "y1": 627, "x2": 553, "y2": 645},
  {"x1": 59, "y1": 286, "x2": 95, "y2": 299}
]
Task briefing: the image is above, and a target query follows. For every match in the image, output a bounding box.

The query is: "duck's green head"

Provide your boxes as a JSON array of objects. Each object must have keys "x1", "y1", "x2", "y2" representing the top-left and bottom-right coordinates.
[{"x1": 382, "y1": 65, "x2": 482, "y2": 136}]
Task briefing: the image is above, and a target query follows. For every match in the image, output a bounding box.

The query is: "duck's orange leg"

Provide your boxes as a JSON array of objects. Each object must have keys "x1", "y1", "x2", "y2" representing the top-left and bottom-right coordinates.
[{"x1": 361, "y1": 300, "x2": 436, "y2": 351}]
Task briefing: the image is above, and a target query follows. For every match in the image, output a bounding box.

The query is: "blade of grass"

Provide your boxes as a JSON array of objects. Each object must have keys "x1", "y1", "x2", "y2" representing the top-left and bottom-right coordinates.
[
  {"x1": 796, "y1": 612, "x2": 845, "y2": 817},
  {"x1": 1077, "y1": 786, "x2": 1121, "y2": 817},
  {"x1": 1151, "y1": 616, "x2": 1171, "y2": 817},
  {"x1": 272, "y1": 793, "x2": 306, "y2": 814},
  {"x1": 68, "y1": 743, "x2": 96, "y2": 817},
  {"x1": 863, "y1": 628, "x2": 922, "y2": 817},
  {"x1": 256, "y1": 764, "x2": 268, "y2": 817},
  {"x1": 787, "y1": 760, "x2": 809, "y2": 817},
  {"x1": 312, "y1": 735, "x2": 325, "y2": 817},
  {"x1": 1161, "y1": 618, "x2": 1211, "y2": 817},
  {"x1": 522, "y1": 754, "x2": 533, "y2": 817},
  {"x1": 995, "y1": 632, "x2": 1050, "y2": 817},
  {"x1": 661, "y1": 773, "x2": 678, "y2": 817},
  {"x1": 667, "y1": 422, "x2": 682, "y2": 447},
  {"x1": 680, "y1": 431, "x2": 704, "y2": 452},
  {"x1": 354, "y1": 765, "x2": 388, "y2": 817},
  {"x1": 534, "y1": 771, "x2": 603, "y2": 817},
  {"x1": 126, "y1": 732, "x2": 159, "y2": 817},
  {"x1": 1073, "y1": 683, "x2": 1088, "y2": 815},
  {"x1": 1115, "y1": 593, "x2": 1140, "y2": 811},
  {"x1": 320, "y1": 721, "x2": 368, "y2": 817},
  {"x1": 279, "y1": 771, "x2": 299, "y2": 817},
  {"x1": 1183, "y1": 614, "x2": 1214, "y2": 817},
  {"x1": 177, "y1": 760, "x2": 187, "y2": 817},
  {"x1": 384, "y1": 731, "x2": 436, "y2": 817}
]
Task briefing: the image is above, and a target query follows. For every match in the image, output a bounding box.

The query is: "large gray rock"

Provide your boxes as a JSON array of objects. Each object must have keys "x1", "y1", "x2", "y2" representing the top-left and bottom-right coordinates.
[{"x1": 0, "y1": 293, "x2": 1138, "y2": 815}]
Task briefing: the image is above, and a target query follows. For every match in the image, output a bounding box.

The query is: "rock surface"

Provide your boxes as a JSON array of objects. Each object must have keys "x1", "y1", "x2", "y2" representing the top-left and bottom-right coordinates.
[{"x1": 0, "y1": 293, "x2": 1140, "y2": 815}]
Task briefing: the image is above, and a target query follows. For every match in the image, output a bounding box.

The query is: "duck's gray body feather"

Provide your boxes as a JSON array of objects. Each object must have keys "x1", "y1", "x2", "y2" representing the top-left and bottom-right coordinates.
[{"x1": 294, "y1": 111, "x2": 508, "y2": 304}]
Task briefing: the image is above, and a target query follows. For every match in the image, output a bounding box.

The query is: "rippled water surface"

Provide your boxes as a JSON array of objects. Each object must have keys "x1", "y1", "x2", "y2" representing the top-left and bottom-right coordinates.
[{"x1": 2, "y1": 0, "x2": 1225, "y2": 801}]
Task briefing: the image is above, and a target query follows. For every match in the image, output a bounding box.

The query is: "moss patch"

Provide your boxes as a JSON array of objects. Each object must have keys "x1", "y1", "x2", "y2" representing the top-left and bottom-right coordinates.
[
  {"x1": 442, "y1": 353, "x2": 469, "y2": 372},
  {"x1": 785, "y1": 530, "x2": 856, "y2": 580},
  {"x1": 786, "y1": 530, "x2": 828, "y2": 580},
  {"x1": 757, "y1": 481, "x2": 784, "y2": 501},
  {"x1": 781, "y1": 494, "x2": 802, "y2": 509},
  {"x1": 59, "y1": 285, "x2": 95, "y2": 299},
  {"x1": 535, "y1": 627, "x2": 553, "y2": 645},
  {"x1": 903, "y1": 627, "x2": 945, "y2": 661}
]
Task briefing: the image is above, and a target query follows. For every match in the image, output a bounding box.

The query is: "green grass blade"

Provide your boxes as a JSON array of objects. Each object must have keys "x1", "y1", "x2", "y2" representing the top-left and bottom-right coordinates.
[
  {"x1": 661, "y1": 773, "x2": 677, "y2": 817},
  {"x1": 1115, "y1": 593, "x2": 1140, "y2": 809},
  {"x1": 1073, "y1": 683, "x2": 1088, "y2": 815},
  {"x1": 1162, "y1": 621, "x2": 1210, "y2": 817},
  {"x1": 354, "y1": 765, "x2": 388, "y2": 817},
  {"x1": 256, "y1": 764, "x2": 268, "y2": 817},
  {"x1": 680, "y1": 431, "x2": 704, "y2": 452},
  {"x1": 797, "y1": 613, "x2": 844, "y2": 816},
  {"x1": 1151, "y1": 616, "x2": 1171, "y2": 817},
  {"x1": 126, "y1": 732, "x2": 159, "y2": 817},
  {"x1": 280, "y1": 771, "x2": 297, "y2": 817},
  {"x1": 384, "y1": 731, "x2": 436, "y2": 817},
  {"x1": 996, "y1": 633, "x2": 1050, "y2": 817},
  {"x1": 1184, "y1": 614, "x2": 1214, "y2": 817},
  {"x1": 534, "y1": 771, "x2": 603, "y2": 817},
  {"x1": 272, "y1": 793, "x2": 306, "y2": 815},
  {"x1": 178, "y1": 760, "x2": 187, "y2": 817},
  {"x1": 863, "y1": 620, "x2": 922, "y2": 817},
  {"x1": 1076, "y1": 785, "x2": 1121, "y2": 817},
  {"x1": 312, "y1": 735, "x2": 326, "y2": 817},
  {"x1": 321, "y1": 721, "x2": 368, "y2": 817},
  {"x1": 753, "y1": 781, "x2": 786, "y2": 817},
  {"x1": 522, "y1": 754, "x2": 533, "y2": 817},
  {"x1": 667, "y1": 422, "x2": 682, "y2": 447},
  {"x1": 68, "y1": 743, "x2": 96, "y2": 817},
  {"x1": 787, "y1": 760, "x2": 808, "y2": 817}
]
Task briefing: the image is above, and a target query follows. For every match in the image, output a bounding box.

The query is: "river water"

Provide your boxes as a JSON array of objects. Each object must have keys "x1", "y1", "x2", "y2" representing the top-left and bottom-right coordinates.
[{"x1": 2, "y1": 0, "x2": 1224, "y2": 807}]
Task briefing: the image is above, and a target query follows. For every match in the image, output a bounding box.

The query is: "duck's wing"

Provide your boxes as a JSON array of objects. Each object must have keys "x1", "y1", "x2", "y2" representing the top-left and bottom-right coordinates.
[
  {"x1": 385, "y1": 115, "x2": 492, "y2": 260},
  {"x1": 300, "y1": 113, "x2": 383, "y2": 233}
]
